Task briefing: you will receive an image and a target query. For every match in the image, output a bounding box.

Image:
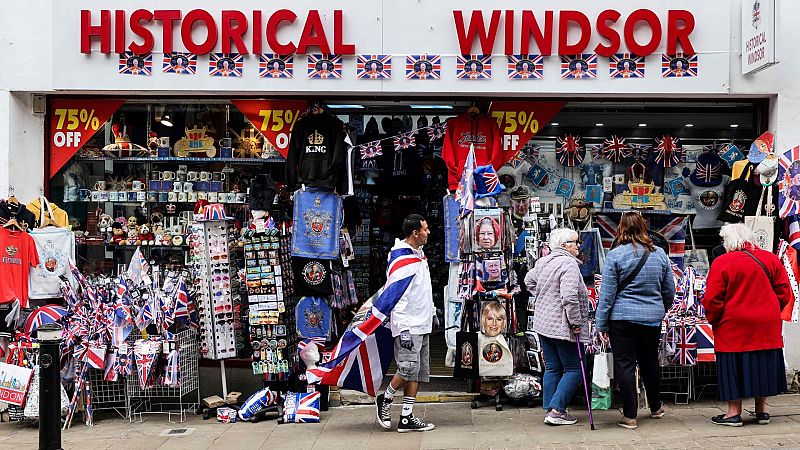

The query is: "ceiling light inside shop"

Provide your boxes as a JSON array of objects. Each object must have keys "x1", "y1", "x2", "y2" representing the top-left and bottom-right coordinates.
[
  {"x1": 595, "y1": 123, "x2": 604, "y2": 127},
  {"x1": 685, "y1": 124, "x2": 694, "y2": 127},
  {"x1": 160, "y1": 114, "x2": 173, "y2": 127},
  {"x1": 638, "y1": 123, "x2": 647, "y2": 127},
  {"x1": 730, "y1": 124, "x2": 739, "y2": 128},
  {"x1": 327, "y1": 104, "x2": 365, "y2": 110},
  {"x1": 409, "y1": 105, "x2": 453, "y2": 110},
  {"x1": 550, "y1": 122, "x2": 559, "y2": 126}
]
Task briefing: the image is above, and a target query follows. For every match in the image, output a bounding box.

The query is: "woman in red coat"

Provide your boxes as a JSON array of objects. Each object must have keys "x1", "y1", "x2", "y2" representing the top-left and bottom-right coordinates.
[{"x1": 702, "y1": 223, "x2": 792, "y2": 427}]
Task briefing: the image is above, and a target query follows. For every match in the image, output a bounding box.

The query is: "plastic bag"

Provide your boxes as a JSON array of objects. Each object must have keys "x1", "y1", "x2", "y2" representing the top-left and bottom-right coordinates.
[
  {"x1": 591, "y1": 384, "x2": 612, "y2": 410},
  {"x1": 23, "y1": 366, "x2": 69, "y2": 419}
]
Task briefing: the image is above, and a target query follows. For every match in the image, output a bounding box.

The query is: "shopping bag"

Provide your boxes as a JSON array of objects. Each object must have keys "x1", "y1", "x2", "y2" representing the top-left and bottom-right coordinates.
[
  {"x1": 717, "y1": 164, "x2": 761, "y2": 223},
  {"x1": 453, "y1": 331, "x2": 479, "y2": 379},
  {"x1": 477, "y1": 333, "x2": 514, "y2": 377},
  {"x1": 591, "y1": 350, "x2": 613, "y2": 389},
  {"x1": 745, "y1": 187, "x2": 775, "y2": 251},
  {"x1": 590, "y1": 384, "x2": 612, "y2": 410},
  {"x1": 684, "y1": 220, "x2": 710, "y2": 277},
  {"x1": 23, "y1": 366, "x2": 70, "y2": 418}
]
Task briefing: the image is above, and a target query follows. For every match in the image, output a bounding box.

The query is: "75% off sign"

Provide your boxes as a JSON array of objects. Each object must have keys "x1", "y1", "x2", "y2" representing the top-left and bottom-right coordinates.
[
  {"x1": 488, "y1": 101, "x2": 565, "y2": 164},
  {"x1": 49, "y1": 99, "x2": 124, "y2": 178},
  {"x1": 231, "y1": 100, "x2": 308, "y2": 158}
]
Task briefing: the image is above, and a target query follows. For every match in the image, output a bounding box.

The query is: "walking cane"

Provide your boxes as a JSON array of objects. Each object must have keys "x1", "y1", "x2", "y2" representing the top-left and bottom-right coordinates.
[{"x1": 575, "y1": 333, "x2": 596, "y2": 430}]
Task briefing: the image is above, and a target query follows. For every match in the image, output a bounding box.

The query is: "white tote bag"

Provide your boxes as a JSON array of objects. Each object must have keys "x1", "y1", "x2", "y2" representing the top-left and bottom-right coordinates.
[
  {"x1": 745, "y1": 187, "x2": 774, "y2": 251},
  {"x1": 591, "y1": 346, "x2": 614, "y2": 389},
  {"x1": 478, "y1": 333, "x2": 514, "y2": 377}
]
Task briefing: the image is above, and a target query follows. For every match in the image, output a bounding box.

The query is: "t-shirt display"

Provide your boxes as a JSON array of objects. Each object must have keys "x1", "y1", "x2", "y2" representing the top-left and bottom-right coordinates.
[
  {"x1": 683, "y1": 177, "x2": 729, "y2": 229},
  {"x1": 286, "y1": 112, "x2": 347, "y2": 190},
  {"x1": 0, "y1": 227, "x2": 40, "y2": 307}
]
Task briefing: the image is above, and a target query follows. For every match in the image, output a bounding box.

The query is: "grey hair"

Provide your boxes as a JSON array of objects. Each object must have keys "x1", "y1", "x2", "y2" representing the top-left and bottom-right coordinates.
[
  {"x1": 549, "y1": 228, "x2": 579, "y2": 249},
  {"x1": 719, "y1": 223, "x2": 758, "y2": 252}
]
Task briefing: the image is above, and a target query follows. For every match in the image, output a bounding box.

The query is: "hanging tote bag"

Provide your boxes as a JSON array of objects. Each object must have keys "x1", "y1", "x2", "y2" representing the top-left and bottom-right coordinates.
[
  {"x1": 717, "y1": 164, "x2": 761, "y2": 223},
  {"x1": 745, "y1": 186, "x2": 775, "y2": 251},
  {"x1": 29, "y1": 197, "x2": 76, "y2": 299},
  {"x1": 453, "y1": 300, "x2": 479, "y2": 379},
  {"x1": 477, "y1": 333, "x2": 513, "y2": 377},
  {"x1": 291, "y1": 187, "x2": 342, "y2": 260},
  {"x1": 684, "y1": 218, "x2": 710, "y2": 277}
]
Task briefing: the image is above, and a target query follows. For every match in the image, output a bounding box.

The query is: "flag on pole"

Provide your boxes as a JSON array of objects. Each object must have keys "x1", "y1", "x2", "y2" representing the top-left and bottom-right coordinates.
[{"x1": 454, "y1": 144, "x2": 477, "y2": 218}]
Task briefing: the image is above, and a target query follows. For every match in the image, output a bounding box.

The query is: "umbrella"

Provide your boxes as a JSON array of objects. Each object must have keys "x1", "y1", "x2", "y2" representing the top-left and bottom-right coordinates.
[{"x1": 24, "y1": 304, "x2": 69, "y2": 335}]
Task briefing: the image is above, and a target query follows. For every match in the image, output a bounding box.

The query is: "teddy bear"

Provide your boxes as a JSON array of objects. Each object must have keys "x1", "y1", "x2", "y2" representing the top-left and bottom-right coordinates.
[
  {"x1": 98, "y1": 214, "x2": 113, "y2": 233},
  {"x1": 138, "y1": 224, "x2": 155, "y2": 246},
  {"x1": 110, "y1": 222, "x2": 126, "y2": 244},
  {"x1": 128, "y1": 216, "x2": 138, "y2": 229},
  {"x1": 126, "y1": 227, "x2": 139, "y2": 246}
]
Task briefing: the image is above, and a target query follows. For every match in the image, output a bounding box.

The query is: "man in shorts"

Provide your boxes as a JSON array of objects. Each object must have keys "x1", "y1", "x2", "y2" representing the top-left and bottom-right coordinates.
[{"x1": 375, "y1": 214, "x2": 435, "y2": 432}]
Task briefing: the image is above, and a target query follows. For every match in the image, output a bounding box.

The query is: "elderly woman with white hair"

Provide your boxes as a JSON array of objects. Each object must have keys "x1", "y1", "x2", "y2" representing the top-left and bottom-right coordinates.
[
  {"x1": 525, "y1": 228, "x2": 588, "y2": 426},
  {"x1": 702, "y1": 223, "x2": 792, "y2": 427}
]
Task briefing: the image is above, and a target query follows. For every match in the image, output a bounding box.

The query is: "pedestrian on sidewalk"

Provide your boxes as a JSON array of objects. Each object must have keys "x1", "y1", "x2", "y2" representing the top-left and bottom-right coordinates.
[
  {"x1": 375, "y1": 214, "x2": 436, "y2": 433},
  {"x1": 525, "y1": 228, "x2": 589, "y2": 426},
  {"x1": 596, "y1": 212, "x2": 674, "y2": 430},
  {"x1": 702, "y1": 223, "x2": 791, "y2": 427}
]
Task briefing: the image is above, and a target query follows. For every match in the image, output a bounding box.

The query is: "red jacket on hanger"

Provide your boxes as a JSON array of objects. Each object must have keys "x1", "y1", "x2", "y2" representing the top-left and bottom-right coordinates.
[{"x1": 442, "y1": 112, "x2": 504, "y2": 190}]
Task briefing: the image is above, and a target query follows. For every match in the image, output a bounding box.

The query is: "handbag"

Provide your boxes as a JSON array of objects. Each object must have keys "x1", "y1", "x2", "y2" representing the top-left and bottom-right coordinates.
[
  {"x1": 453, "y1": 301, "x2": 479, "y2": 379},
  {"x1": 684, "y1": 219, "x2": 710, "y2": 277},
  {"x1": 718, "y1": 163, "x2": 761, "y2": 223},
  {"x1": 745, "y1": 186, "x2": 775, "y2": 251}
]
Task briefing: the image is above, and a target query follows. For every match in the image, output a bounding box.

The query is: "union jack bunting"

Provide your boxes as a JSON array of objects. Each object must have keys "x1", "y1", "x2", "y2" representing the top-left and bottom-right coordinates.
[
  {"x1": 507, "y1": 151, "x2": 526, "y2": 169},
  {"x1": 427, "y1": 122, "x2": 447, "y2": 141},
  {"x1": 654, "y1": 135, "x2": 683, "y2": 168},
  {"x1": 406, "y1": 54, "x2": 441, "y2": 80},
  {"x1": 507, "y1": 54, "x2": 543, "y2": 79},
  {"x1": 358, "y1": 142, "x2": 383, "y2": 159},
  {"x1": 307, "y1": 54, "x2": 342, "y2": 79},
  {"x1": 695, "y1": 322, "x2": 715, "y2": 362},
  {"x1": 556, "y1": 135, "x2": 585, "y2": 166},
  {"x1": 173, "y1": 279, "x2": 191, "y2": 319},
  {"x1": 670, "y1": 325, "x2": 697, "y2": 366},
  {"x1": 162, "y1": 52, "x2": 196, "y2": 74},
  {"x1": 561, "y1": 54, "x2": 597, "y2": 79},
  {"x1": 601, "y1": 135, "x2": 631, "y2": 163},
  {"x1": 662, "y1": 53, "x2": 698, "y2": 77},
  {"x1": 778, "y1": 146, "x2": 800, "y2": 218},
  {"x1": 720, "y1": 143, "x2": 745, "y2": 168},
  {"x1": 596, "y1": 215, "x2": 688, "y2": 268},
  {"x1": 609, "y1": 53, "x2": 645, "y2": 78},
  {"x1": 394, "y1": 132, "x2": 415, "y2": 151},
  {"x1": 357, "y1": 54, "x2": 391, "y2": 79},
  {"x1": 259, "y1": 54, "x2": 293, "y2": 78},
  {"x1": 283, "y1": 391, "x2": 321, "y2": 423},
  {"x1": 119, "y1": 52, "x2": 152, "y2": 76},
  {"x1": 209, "y1": 53, "x2": 243, "y2": 77},
  {"x1": 134, "y1": 340, "x2": 158, "y2": 389},
  {"x1": 306, "y1": 247, "x2": 424, "y2": 396},
  {"x1": 457, "y1": 54, "x2": 491, "y2": 79}
]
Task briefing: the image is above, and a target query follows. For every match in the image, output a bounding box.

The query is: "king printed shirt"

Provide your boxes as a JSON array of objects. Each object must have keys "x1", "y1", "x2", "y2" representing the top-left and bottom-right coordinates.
[{"x1": 0, "y1": 227, "x2": 40, "y2": 307}]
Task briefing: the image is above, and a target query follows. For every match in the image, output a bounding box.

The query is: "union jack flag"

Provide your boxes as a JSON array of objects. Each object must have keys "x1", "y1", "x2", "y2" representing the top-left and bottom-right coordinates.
[
  {"x1": 307, "y1": 54, "x2": 342, "y2": 79},
  {"x1": 209, "y1": 53, "x2": 243, "y2": 77},
  {"x1": 522, "y1": 141, "x2": 541, "y2": 160},
  {"x1": 507, "y1": 54, "x2": 543, "y2": 79},
  {"x1": 358, "y1": 142, "x2": 382, "y2": 159},
  {"x1": 556, "y1": 135, "x2": 585, "y2": 167},
  {"x1": 104, "y1": 351, "x2": 119, "y2": 382},
  {"x1": 162, "y1": 52, "x2": 196, "y2": 75},
  {"x1": 602, "y1": 135, "x2": 631, "y2": 163},
  {"x1": 283, "y1": 391, "x2": 321, "y2": 423},
  {"x1": 357, "y1": 54, "x2": 391, "y2": 79},
  {"x1": 455, "y1": 144, "x2": 477, "y2": 218},
  {"x1": 427, "y1": 122, "x2": 447, "y2": 141},
  {"x1": 457, "y1": 54, "x2": 491, "y2": 79},
  {"x1": 655, "y1": 135, "x2": 683, "y2": 168},
  {"x1": 609, "y1": 53, "x2": 645, "y2": 78},
  {"x1": 596, "y1": 215, "x2": 688, "y2": 269},
  {"x1": 507, "y1": 151, "x2": 526, "y2": 169},
  {"x1": 259, "y1": 54, "x2": 293, "y2": 78},
  {"x1": 561, "y1": 54, "x2": 597, "y2": 79},
  {"x1": 778, "y1": 145, "x2": 800, "y2": 218},
  {"x1": 306, "y1": 247, "x2": 425, "y2": 396},
  {"x1": 119, "y1": 52, "x2": 152, "y2": 76},
  {"x1": 406, "y1": 54, "x2": 441, "y2": 80},
  {"x1": 173, "y1": 279, "x2": 191, "y2": 319},
  {"x1": 134, "y1": 341, "x2": 157, "y2": 389},
  {"x1": 786, "y1": 215, "x2": 800, "y2": 250},
  {"x1": 695, "y1": 322, "x2": 715, "y2": 362},
  {"x1": 670, "y1": 325, "x2": 697, "y2": 365},
  {"x1": 662, "y1": 53, "x2": 698, "y2": 78},
  {"x1": 482, "y1": 169, "x2": 501, "y2": 193},
  {"x1": 394, "y1": 132, "x2": 415, "y2": 151}
]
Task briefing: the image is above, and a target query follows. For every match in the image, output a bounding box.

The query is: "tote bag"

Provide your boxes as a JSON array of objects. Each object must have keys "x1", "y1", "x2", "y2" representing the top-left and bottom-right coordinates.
[
  {"x1": 453, "y1": 301, "x2": 479, "y2": 379},
  {"x1": 745, "y1": 186, "x2": 775, "y2": 251},
  {"x1": 684, "y1": 219, "x2": 710, "y2": 277},
  {"x1": 29, "y1": 198, "x2": 76, "y2": 299},
  {"x1": 717, "y1": 164, "x2": 761, "y2": 223},
  {"x1": 477, "y1": 333, "x2": 513, "y2": 377}
]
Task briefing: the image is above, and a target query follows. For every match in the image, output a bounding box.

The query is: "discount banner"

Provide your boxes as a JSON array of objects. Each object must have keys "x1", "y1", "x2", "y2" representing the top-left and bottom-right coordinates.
[
  {"x1": 49, "y1": 99, "x2": 124, "y2": 178},
  {"x1": 489, "y1": 100, "x2": 565, "y2": 166},
  {"x1": 231, "y1": 100, "x2": 308, "y2": 158}
]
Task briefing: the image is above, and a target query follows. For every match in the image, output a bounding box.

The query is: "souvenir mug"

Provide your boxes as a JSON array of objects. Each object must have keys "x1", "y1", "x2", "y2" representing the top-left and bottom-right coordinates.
[
  {"x1": 79, "y1": 189, "x2": 90, "y2": 202},
  {"x1": 198, "y1": 192, "x2": 208, "y2": 201},
  {"x1": 127, "y1": 192, "x2": 137, "y2": 201},
  {"x1": 93, "y1": 180, "x2": 107, "y2": 191},
  {"x1": 108, "y1": 191, "x2": 119, "y2": 202},
  {"x1": 162, "y1": 171, "x2": 176, "y2": 181},
  {"x1": 173, "y1": 183, "x2": 182, "y2": 193},
  {"x1": 159, "y1": 192, "x2": 169, "y2": 202},
  {"x1": 147, "y1": 192, "x2": 158, "y2": 202},
  {"x1": 183, "y1": 182, "x2": 193, "y2": 192},
  {"x1": 91, "y1": 191, "x2": 101, "y2": 202},
  {"x1": 187, "y1": 171, "x2": 199, "y2": 181},
  {"x1": 100, "y1": 191, "x2": 110, "y2": 202},
  {"x1": 132, "y1": 180, "x2": 144, "y2": 191},
  {"x1": 199, "y1": 171, "x2": 211, "y2": 181},
  {"x1": 178, "y1": 192, "x2": 187, "y2": 202},
  {"x1": 219, "y1": 138, "x2": 232, "y2": 148},
  {"x1": 151, "y1": 171, "x2": 162, "y2": 181},
  {"x1": 213, "y1": 172, "x2": 227, "y2": 182},
  {"x1": 176, "y1": 170, "x2": 187, "y2": 182},
  {"x1": 218, "y1": 192, "x2": 228, "y2": 203},
  {"x1": 226, "y1": 193, "x2": 236, "y2": 202},
  {"x1": 168, "y1": 192, "x2": 177, "y2": 202},
  {"x1": 159, "y1": 137, "x2": 170, "y2": 148},
  {"x1": 235, "y1": 193, "x2": 247, "y2": 203},
  {"x1": 187, "y1": 192, "x2": 198, "y2": 202},
  {"x1": 208, "y1": 192, "x2": 218, "y2": 202}
]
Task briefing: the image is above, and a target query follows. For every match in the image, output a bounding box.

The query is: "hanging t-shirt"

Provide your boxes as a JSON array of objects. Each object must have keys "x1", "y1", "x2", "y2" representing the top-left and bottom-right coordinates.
[
  {"x1": 29, "y1": 227, "x2": 76, "y2": 299},
  {"x1": 0, "y1": 227, "x2": 40, "y2": 307},
  {"x1": 683, "y1": 177, "x2": 729, "y2": 229},
  {"x1": 286, "y1": 112, "x2": 347, "y2": 191},
  {"x1": 292, "y1": 257, "x2": 333, "y2": 296}
]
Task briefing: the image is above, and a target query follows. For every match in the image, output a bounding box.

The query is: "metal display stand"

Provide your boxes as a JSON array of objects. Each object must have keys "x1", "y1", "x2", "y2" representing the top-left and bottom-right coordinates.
[
  {"x1": 87, "y1": 369, "x2": 129, "y2": 419},
  {"x1": 660, "y1": 365, "x2": 693, "y2": 404},
  {"x1": 126, "y1": 328, "x2": 200, "y2": 423}
]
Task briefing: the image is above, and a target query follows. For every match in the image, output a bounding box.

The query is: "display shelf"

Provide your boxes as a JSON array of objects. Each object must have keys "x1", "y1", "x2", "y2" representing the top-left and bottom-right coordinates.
[
  {"x1": 68, "y1": 200, "x2": 249, "y2": 205},
  {"x1": 78, "y1": 243, "x2": 190, "y2": 249},
  {"x1": 76, "y1": 156, "x2": 284, "y2": 163},
  {"x1": 599, "y1": 208, "x2": 678, "y2": 215}
]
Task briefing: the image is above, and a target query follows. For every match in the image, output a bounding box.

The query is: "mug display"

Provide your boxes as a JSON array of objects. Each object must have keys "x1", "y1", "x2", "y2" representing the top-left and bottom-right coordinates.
[
  {"x1": 198, "y1": 192, "x2": 208, "y2": 200},
  {"x1": 79, "y1": 189, "x2": 90, "y2": 201},
  {"x1": 159, "y1": 192, "x2": 169, "y2": 202},
  {"x1": 200, "y1": 171, "x2": 211, "y2": 181},
  {"x1": 213, "y1": 172, "x2": 226, "y2": 181},
  {"x1": 188, "y1": 192, "x2": 198, "y2": 202},
  {"x1": 136, "y1": 191, "x2": 147, "y2": 202},
  {"x1": 168, "y1": 192, "x2": 177, "y2": 202},
  {"x1": 219, "y1": 137, "x2": 232, "y2": 148},
  {"x1": 187, "y1": 171, "x2": 199, "y2": 181},
  {"x1": 151, "y1": 171, "x2": 162, "y2": 180},
  {"x1": 132, "y1": 180, "x2": 144, "y2": 191},
  {"x1": 208, "y1": 192, "x2": 218, "y2": 202},
  {"x1": 162, "y1": 171, "x2": 176, "y2": 181},
  {"x1": 183, "y1": 182, "x2": 194, "y2": 192},
  {"x1": 91, "y1": 191, "x2": 101, "y2": 201},
  {"x1": 178, "y1": 192, "x2": 187, "y2": 202},
  {"x1": 173, "y1": 183, "x2": 183, "y2": 193},
  {"x1": 108, "y1": 192, "x2": 119, "y2": 202},
  {"x1": 101, "y1": 191, "x2": 111, "y2": 202}
]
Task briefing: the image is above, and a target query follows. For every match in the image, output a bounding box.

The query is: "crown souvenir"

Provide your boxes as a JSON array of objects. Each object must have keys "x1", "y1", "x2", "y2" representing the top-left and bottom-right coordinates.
[
  {"x1": 612, "y1": 180, "x2": 667, "y2": 210},
  {"x1": 308, "y1": 130, "x2": 324, "y2": 145},
  {"x1": 173, "y1": 126, "x2": 217, "y2": 158}
]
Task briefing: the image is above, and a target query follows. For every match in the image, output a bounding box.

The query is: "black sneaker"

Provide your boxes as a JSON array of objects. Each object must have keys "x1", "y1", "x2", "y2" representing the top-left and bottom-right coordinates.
[
  {"x1": 375, "y1": 394, "x2": 392, "y2": 429},
  {"x1": 711, "y1": 414, "x2": 743, "y2": 427},
  {"x1": 398, "y1": 414, "x2": 435, "y2": 433},
  {"x1": 756, "y1": 412, "x2": 770, "y2": 424}
]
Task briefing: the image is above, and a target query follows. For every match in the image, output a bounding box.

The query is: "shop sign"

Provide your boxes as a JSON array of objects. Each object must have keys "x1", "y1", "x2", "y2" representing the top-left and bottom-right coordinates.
[
  {"x1": 0, "y1": 362, "x2": 33, "y2": 407},
  {"x1": 741, "y1": 0, "x2": 777, "y2": 75},
  {"x1": 49, "y1": 99, "x2": 125, "y2": 178},
  {"x1": 488, "y1": 100, "x2": 565, "y2": 162},
  {"x1": 230, "y1": 100, "x2": 308, "y2": 158}
]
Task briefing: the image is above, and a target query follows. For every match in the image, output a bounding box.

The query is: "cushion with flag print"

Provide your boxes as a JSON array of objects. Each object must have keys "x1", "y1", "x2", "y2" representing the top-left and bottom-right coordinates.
[{"x1": 282, "y1": 391, "x2": 321, "y2": 423}]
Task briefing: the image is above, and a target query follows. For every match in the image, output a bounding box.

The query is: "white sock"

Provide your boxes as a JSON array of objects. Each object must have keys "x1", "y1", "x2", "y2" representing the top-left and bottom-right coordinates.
[
  {"x1": 384, "y1": 385, "x2": 397, "y2": 402},
  {"x1": 401, "y1": 396, "x2": 415, "y2": 416}
]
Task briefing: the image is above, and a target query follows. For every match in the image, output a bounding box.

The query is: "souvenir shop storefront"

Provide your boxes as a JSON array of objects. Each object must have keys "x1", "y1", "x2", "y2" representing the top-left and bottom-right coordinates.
[{"x1": 0, "y1": 0, "x2": 796, "y2": 425}]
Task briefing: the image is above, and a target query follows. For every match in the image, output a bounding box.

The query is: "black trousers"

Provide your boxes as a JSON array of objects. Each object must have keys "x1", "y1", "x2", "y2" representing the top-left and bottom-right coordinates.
[{"x1": 609, "y1": 320, "x2": 662, "y2": 419}]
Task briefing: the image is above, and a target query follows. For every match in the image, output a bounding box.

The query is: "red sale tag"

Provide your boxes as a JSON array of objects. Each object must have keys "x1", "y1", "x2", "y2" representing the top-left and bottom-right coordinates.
[
  {"x1": 488, "y1": 101, "x2": 565, "y2": 166},
  {"x1": 231, "y1": 100, "x2": 309, "y2": 158}
]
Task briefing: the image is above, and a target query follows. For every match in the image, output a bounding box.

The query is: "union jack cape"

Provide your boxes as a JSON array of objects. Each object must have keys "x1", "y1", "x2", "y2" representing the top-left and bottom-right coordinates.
[
  {"x1": 305, "y1": 247, "x2": 424, "y2": 396},
  {"x1": 555, "y1": 135, "x2": 585, "y2": 167},
  {"x1": 595, "y1": 215, "x2": 688, "y2": 269}
]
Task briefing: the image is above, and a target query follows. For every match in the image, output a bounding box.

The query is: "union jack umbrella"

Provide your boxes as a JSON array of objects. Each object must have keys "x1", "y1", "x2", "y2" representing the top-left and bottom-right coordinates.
[
  {"x1": 119, "y1": 52, "x2": 152, "y2": 76},
  {"x1": 654, "y1": 135, "x2": 683, "y2": 168},
  {"x1": 662, "y1": 53, "x2": 698, "y2": 78},
  {"x1": 162, "y1": 52, "x2": 196, "y2": 75},
  {"x1": 307, "y1": 54, "x2": 342, "y2": 79},
  {"x1": 669, "y1": 324, "x2": 697, "y2": 366},
  {"x1": 406, "y1": 54, "x2": 441, "y2": 80},
  {"x1": 393, "y1": 132, "x2": 415, "y2": 151},
  {"x1": 427, "y1": 122, "x2": 447, "y2": 141},
  {"x1": 556, "y1": 135, "x2": 585, "y2": 166},
  {"x1": 609, "y1": 53, "x2": 645, "y2": 78},
  {"x1": 456, "y1": 54, "x2": 491, "y2": 79},
  {"x1": 259, "y1": 53, "x2": 293, "y2": 78},
  {"x1": 357, "y1": 54, "x2": 391, "y2": 79},
  {"x1": 601, "y1": 135, "x2": 631, "y2": 163},
  {"x1": 23, "y1": 304, "x2": 68, "y2": 335},
  {"x1": 209, "y1": 53, "x2": 243, "y2": 77},
  {"x1": 358, "y1": 142, "x2": 383, "y2": 159},
  {"x1": 695, "y1": 322, "x2": 715, "y2": 362},
  {"x1": 507, "y1": 54, "x2": 543, "y2": 79},
  {"x1": 778, "y1": 145, "x2": 800, "y2": 218},
  {"x1": 561, "y1": 54, "x2": 597, "y2": 79}
]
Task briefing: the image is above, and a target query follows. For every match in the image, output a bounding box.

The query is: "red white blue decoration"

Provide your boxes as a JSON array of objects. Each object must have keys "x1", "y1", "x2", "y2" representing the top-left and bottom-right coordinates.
[
  {"x1": 669, "y1": 325, "x2": 697, "y2": 366},
  {"x1": 630, "y1": 144, "x2": 652, "y2": 163},
  {"x1": 427, "y1": 121, "x2": 447, "y2": 140},
  {"x1": 357, "y1": 55, "x2": 391, "y2": 79},
  {"x1": 561, "y1": 54, "x2": 597, "y2": 79},
  {"x1": 406, "y1": 55, "x2": 441, "y2": 80},
  {"x1": 556, "y1": 135, "x2": 585, "y2": 167},
  {"x1": 555, "y1": 177, "x2": 575, "y2": 197},
  {"x1": 393, "y1": 132, "x2": 415, "y2": 150},
  {"x1": 596, "y1": 215, "x2": 688, "y2": 268},
  {"x1": 209, "y1": 53, "x2": 243, "y2": 77},
  {"x1": 601, "y1": 136, "x2": 631, "y2": 163},
  {"x1": 24, "y1": 304, "x2": 68, "y2": 335},
  {"x1": 119, "y1": 52, "x2": 152, "y2": 76},
  {"x1": 662, "y1": 53, "x2": 698, "y2": 77},
  {"x1": 457, "y1": 54, "x2": 491, "y2": 79},
  {"x1": 507, "y1": 54, "x2": 543, "y2": 79},
  {"x1": 654, "y1": 135, "x2": 683, "y2": 168},
  {"x1": 259, "y1": 54, "x2": 293, "y2": 78},
  {"x1": 282, "y1": 391, "x2": 321, "y2": 423},
  {"x1": 307, "y1": 54, "x2": 342, "y2": 79},
  {"x1": 507, "y1": 151, "x2": 526, "y2": 169},
  {"x1": 778, "y1": 145, "x2": 800, "y2": 218},
  {"x1": 695, "y1": 322, "x2": 715, "y2": 362},
  {"x1": 522, "y1": 141, "x2": 541, "y2": 160},
  {"x1": 162, "y1": 53, "x2": 196, "y2": 75},
  {"x1": 609, "y1": 53, "x2": 645, "y2": 78},
  {"x1": 358, "y1": 142, "x2": 383, "y2": 159}
]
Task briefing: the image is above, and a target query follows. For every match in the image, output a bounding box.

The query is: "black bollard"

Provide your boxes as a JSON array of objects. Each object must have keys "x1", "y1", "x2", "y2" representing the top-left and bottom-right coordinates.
[{"x1": 37, "y1": 323, "x2": 63, "y2": 450}]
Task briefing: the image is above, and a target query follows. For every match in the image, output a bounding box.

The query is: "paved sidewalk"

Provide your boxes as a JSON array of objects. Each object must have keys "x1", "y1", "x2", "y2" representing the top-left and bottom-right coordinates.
[{"x1": 2, "y1": 395, "x2": 800, "y2": 449}]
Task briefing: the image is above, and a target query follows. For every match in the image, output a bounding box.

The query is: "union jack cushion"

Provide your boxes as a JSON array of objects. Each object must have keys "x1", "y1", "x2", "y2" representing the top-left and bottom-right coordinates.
[{"x1": 282, "y1": 391, "x2": 321, "y2": 423}]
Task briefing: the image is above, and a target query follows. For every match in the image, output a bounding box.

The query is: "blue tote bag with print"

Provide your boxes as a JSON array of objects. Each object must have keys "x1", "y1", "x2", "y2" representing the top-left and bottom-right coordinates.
[{"x1": 291, "y1": 188, "x2": 342, "y2": 260}]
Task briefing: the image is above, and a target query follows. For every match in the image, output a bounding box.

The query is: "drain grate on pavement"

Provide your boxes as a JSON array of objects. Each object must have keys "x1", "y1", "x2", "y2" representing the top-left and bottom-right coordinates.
[{"x1": 159, "y1": 427, "x2": 195, "y2": 436}]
